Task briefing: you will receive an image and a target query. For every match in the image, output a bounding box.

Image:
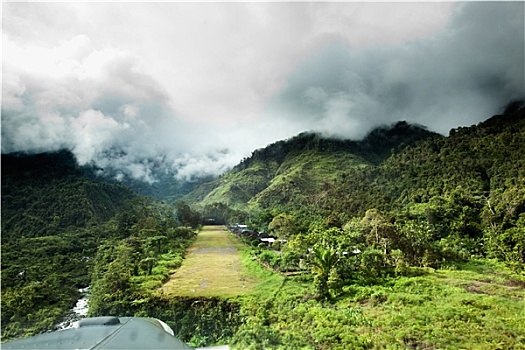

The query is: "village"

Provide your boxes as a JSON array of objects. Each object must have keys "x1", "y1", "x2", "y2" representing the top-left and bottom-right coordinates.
[{"x1": 226, "y1": 223, "x2": 284, "y2": 246}]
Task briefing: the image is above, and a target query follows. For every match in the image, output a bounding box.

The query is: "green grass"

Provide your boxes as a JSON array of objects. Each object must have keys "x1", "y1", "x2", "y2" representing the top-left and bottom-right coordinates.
[
  {"x1": 159, "y1": 226, "x2": 270, "y2": 298},
  {"x1": 354, "y1": 269, "x2": 525, "y2": 349},
  {"x1": 231, "y1": 260, "x2": 525, "y2": 350},
  {"x1": 152, "y1": 233, "x2": 524, "y2": 349}
]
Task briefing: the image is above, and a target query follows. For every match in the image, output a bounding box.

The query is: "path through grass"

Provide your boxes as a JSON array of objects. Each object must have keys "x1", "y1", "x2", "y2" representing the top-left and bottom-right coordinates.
[{"x1": 160, "y1": 225, "x2": 261, "y2": 297}]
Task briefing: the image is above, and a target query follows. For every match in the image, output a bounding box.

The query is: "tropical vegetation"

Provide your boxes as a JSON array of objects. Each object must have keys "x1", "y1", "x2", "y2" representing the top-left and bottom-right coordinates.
[{"x1": 2, "y1": 104, "x2": 524, "y2": 348}]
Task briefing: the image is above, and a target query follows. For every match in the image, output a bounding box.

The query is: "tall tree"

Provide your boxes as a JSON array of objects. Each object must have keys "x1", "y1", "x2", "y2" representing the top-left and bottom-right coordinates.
[{"x1": 310, "y1": 246, "x2": 340, "y2": 298}]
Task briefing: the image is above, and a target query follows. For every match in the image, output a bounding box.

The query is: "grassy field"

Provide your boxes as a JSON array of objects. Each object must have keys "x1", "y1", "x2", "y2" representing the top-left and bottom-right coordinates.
[
  {"x1": 231, "y1": 259, "x2": 525, "y2": 349},
  {"x1": 351, "y1": 263, "x2": 525, "y2": 349},
  {"x1": 159, "y1": 225, "x2": 262, "y2": 297},
  {"x1": 155, "y1": 228, "x2": 525, "y2": 348}
]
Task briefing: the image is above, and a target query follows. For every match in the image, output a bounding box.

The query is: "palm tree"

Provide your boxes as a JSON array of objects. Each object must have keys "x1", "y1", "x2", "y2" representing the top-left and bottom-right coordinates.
[{"x1": 310, "y1": 246, "x2": 339, "y2": 298}]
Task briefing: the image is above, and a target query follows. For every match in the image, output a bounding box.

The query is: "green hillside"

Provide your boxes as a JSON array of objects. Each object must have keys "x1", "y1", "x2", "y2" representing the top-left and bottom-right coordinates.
[
  {"x1": 1, "y1": 151, "x2": 199, "y2": 341},
  {"x1": 187, "y1": 106, "x2": 525, "y2": 272},
  {"x1": 186, "y1": 159, "x2": 280, "y2": 208},
  {"x1": 2, "y1": 107, "x2": 524, "y2": 349},
  {"x1": 317, "y1": 108, "x2": 525, "y2": 246},
  {"x1": 247, "y1": 149, "x2": 368, "y2": 211},
  {"x1": 1, "y1": 151, "x2": 137, "y2": 239},
  {"x1": 185, "y1": 122, "x2": 439, "y2": 217}
]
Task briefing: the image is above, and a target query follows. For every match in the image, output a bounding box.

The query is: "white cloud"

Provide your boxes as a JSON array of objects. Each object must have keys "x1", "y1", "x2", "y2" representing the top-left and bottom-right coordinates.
[
  {"x1": 71, "y1": 109, "x2": 123, "y2": 164},
  {"x1": 265, "y1": 2, "x2": 524, "y2": 137},
  {"x1": 2, "y1": 2, "x2": 523, "y2": 182}
]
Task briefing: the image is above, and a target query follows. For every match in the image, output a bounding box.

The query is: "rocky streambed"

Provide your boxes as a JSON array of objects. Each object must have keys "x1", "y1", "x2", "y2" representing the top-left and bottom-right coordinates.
[{"x1": 55, "y1": 286, "x2": 90, "y2": 330}]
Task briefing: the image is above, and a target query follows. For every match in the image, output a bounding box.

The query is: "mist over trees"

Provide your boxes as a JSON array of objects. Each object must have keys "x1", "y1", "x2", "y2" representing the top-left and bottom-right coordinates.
[
  {"x1": 189, "y1": 106, "x2": 525, "y2": 278},
  {"x1": 0, "y1": 152, "x2": 201, "y2": 341},
  {"x1": 2, "y1": 105, "x2": 524, "y2": 348}
]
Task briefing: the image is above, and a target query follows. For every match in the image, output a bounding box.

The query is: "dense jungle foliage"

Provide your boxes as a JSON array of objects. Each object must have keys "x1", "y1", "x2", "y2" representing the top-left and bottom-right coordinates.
[
  {"x1": 2, "y1": 105, "x2": 524, "y2": 349},
  {"x1": 1, "y1": 151, "x2": 200, "y2": 341},
  {"x1": 188, "y1": 107, "x2": 525, "y2": 276},
  {"x1": 179, "y1": 106, "x2": 525, "y2": 348}
]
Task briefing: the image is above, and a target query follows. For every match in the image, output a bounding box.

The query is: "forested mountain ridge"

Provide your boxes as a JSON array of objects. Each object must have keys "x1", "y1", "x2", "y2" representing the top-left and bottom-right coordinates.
[
  {"x1": 1, "y1": 150, "x2": 137, "y2": 339},
  {"x1": 2, "y1": 106, "x2": 524, "y2": 349},
  {"x1": 318, "y1": 107, "x2": 525, "y2": 220},
  {"x1": 188, "y1": 106, "x2": 524, "y2": 272},
  {"x1": 184, "y1": 121, "x2": 440, "y2": 214},
  {"x1": 1, "y1": 150, "x2": 137, "y2": 239},
  {"x1": 1, "y1": 150, "x2": 200, "y2": 341}
]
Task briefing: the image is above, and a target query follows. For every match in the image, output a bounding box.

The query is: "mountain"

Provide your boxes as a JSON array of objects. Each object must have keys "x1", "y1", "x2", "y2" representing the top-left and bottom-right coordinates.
[
  {"x1": 82, "y1": 156, "x2": 214, "y2": 203},
  {"x1": 184, "y1": 105, "x2": 525, "y2": 274},
  {"x1": 317, "y1": 107, "x2": 525, "y2": 224},
  {"x1": 1, "y1": 150, "x2": 138, "y2": 340},
  {"x1": 183, "y1": 121, "x2": 441, "y2": 216},
  {"x1": 1, "y1": 150, "x2": 137, "y2": 239}
]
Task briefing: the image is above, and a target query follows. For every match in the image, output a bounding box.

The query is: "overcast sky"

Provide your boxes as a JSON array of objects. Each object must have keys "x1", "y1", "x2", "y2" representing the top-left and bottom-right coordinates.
[{"x1": 2, "y1": 1, "x2": 524, "y2": 182}]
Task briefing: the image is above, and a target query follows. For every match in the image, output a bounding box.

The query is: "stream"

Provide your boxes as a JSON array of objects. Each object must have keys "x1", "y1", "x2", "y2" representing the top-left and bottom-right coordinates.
[{"x1": 55, "y1": 286, "x2": 90, "y2": 330}]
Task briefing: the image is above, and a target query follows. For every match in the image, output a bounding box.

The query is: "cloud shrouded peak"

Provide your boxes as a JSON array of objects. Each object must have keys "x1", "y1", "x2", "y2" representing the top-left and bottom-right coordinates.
[
  {"x1": 265, "y1": 2, "x2": 524, "y2": 139},
  {"x1": 2, "y1": 2, "x2": 523, "y2": 182}
]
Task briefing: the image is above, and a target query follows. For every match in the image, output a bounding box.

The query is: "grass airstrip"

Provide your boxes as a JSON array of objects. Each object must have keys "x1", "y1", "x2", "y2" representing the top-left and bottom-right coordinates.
[
  {"x1": 156, "y1": 226, "x2": 525, "y2": 348},
  {"x1": 160, "y1": 225, "x2": 262, "y2": 297}
]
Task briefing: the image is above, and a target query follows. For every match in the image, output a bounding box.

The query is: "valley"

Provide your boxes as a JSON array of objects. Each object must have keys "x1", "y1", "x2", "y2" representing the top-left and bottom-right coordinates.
[
  {"x1": 2, "y1": 107, "x2": 525, "y2": 349},
  {"x1": 3, "y1": 2, "x2": 524, "y2": 348}
]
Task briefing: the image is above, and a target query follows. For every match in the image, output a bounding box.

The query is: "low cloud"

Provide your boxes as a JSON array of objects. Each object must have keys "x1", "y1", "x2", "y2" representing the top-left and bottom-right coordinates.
[
  {"x1": 2, "y1": 2, "x2": 523, "y2": 183},
  {"x1": 265, "y1": 2, "x2": 524, "y2": 139},
  {"x1": 1, "y1": 34, "x2": 221, "y2": 182}
]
